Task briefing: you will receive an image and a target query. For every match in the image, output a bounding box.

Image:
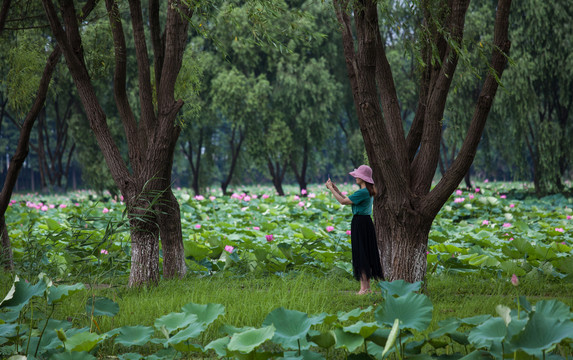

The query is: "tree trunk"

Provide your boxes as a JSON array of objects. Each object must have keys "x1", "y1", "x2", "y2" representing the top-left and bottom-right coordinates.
[
  {"x1": 374, "y1": 200, "x2": 432, "y2": 281},
  {"x1": 128, "y1": 217, "x2": 160, "y2": 286},
  {"x1": 334, "y1": 0, "x2": 511, "y2": 283},
  {"x1": 157, "y1": 188, "x2": 186, "y2": 279}
]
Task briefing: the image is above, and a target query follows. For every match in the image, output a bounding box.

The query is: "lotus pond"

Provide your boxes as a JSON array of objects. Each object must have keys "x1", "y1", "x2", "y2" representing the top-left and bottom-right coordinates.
[{"x1": 1, "y1": 182, "x2": 572, "y2": 359}]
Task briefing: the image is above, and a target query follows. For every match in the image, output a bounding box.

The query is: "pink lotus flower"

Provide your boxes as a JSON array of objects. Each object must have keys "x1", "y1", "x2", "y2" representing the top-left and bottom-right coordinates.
[
  {"x1": 308, "y1": 193, "x2": 316, "y2": 198},
  {"x1": 510, "y1": 204, "x2": 515, "y2": 208},
  {"x1": 59, "y1": 204, "x2": 67, "y2": 209},
  {"x1": 469, "y1": 194, "x2": 475, "y2": 199},
  {"x1": 224, "y1": 245, "x2": 234, "y2": 253},
  {"x1": 241, "y1": 206, "x2": 248, "y2": 211},
  {"x1": 567, "y1": 215, "x2": 572, "y2": 220},
  {"x1": 41, "y1": 205, "x2": 49, "y2": 211},
  {"x1": 209, "y1": 196, "x2": 216, "y2": 201},
  {"x1": 482, "y1": 220, "x2": 489, "y2": 225},
  {"x1": 454, "y1": 197, "x2": 465, "y2": 203},
  {"x1": 298, "y1": 201, "x2": 305, "y2": 207},
  {"x1": 509, "y1": 237, "x2": 514, "y2": 241},
  {"x1": 475, "y1": 188, "x2": 480, "y2": 193},
  {"x1": 100, "y1": 249, "x2": 109, "y2": 255},
  {"x1": 500, "y1": 194, "x2": 507, "y2": 199},
  {"x1": 253, "y1": 226, "x2": 260, "y2": 230},
  {"x1": 262, "y1": 194, "x2": 270, "y2": 199},
  {"x1": 195, "y1": 224, "x2": 201, "y2": 229},
  {"x1": 293, "y1": 195, "x2": 300, "y2": 201},
  {"x1": 265, "y1": 234, "x2": 274, "y2": 242},
  {"x1": 194, "y1": 195, "x2": 205, "y2": 201},
  {"x1": 346, "y1": 230, "x2": 351, "y2": 236},
  {"x1": 326, "y1": 226, "x2": 334, "y2": 232},
  {"x1": 484, "y1": 179, "x2": 489, "y2": 183},
  {"x1": 511, "y1": 274, "x2": 519, "y2": 286},
  {"x1": 252, "y1": 194, "x2": 258, "y2": 199},
  {"x1": 503, "y1": 223, "x2": 512, "y2": 228},
  {"x1": 555, "y1": 228, "x2": 564, "y2": 233},
  {"x1": 102, "y1": 207, "x2": 109, "y2": 214},
  {"x1": 455, "y1": 189, "x2": 463, "y2": 195},
  {"x1": 342, "y1": 191, "x2": 348, "y2": 196},
  {"x1": 301, "y1": 189, "x2": 307, "y2": 195},
  {"x1": 244, "y1": 195, "x2": 251, "y2": 202}
]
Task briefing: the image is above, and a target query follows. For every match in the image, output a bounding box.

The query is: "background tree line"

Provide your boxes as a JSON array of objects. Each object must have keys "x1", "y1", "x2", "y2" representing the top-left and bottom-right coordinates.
[{"x1": 1, "y1": 0, "x2": 571, "y2": 198}]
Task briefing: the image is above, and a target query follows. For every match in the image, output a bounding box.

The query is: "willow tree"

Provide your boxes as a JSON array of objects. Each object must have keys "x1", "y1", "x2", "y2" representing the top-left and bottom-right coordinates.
[{"x1": 334, "y1": 0, "x2": 511, "y2": 282}]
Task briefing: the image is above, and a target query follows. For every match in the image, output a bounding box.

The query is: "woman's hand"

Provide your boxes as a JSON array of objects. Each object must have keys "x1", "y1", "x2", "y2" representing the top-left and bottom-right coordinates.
[{"x1": 325, "y1": 179, "x2": 333, "y2": 190}]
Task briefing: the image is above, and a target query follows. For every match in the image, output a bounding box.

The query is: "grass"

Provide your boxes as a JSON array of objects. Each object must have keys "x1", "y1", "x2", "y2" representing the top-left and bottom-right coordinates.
[{"x1": 1, "y1": 270, "x2": 572, "y2": 358}]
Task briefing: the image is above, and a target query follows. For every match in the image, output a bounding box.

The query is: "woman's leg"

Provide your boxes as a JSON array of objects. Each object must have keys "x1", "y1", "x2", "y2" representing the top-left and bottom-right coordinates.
[{"x1": 358, "y1": 272, "x2": 371, "y2": 294}]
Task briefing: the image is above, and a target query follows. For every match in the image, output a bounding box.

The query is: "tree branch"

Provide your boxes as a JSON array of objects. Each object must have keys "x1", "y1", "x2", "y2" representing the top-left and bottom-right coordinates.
[
  {"x1": 424, "y1": 0, "x2": 512, "y2": 216},
  {"x1": 106, "y1": 0, "x2": 142, "y2": 174},
  {"x1": 411, "y1": 0, "x2": 470, "y2": 195}
]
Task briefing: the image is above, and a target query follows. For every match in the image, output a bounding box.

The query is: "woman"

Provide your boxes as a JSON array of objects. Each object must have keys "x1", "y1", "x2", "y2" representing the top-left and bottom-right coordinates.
[{"x1": 326, "y1": 165, "x2": 383, "y2": 294}]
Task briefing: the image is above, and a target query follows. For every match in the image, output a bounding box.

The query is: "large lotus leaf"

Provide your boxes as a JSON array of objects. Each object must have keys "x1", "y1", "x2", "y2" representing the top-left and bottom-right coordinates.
[
  {"x1": 167, "y1": 322, "x2": 205, "y2": 348},
  {"x1": 86, "y1": 296, "x2": 119, "y2": 317},
  {"x1": 337, "y1": 306, "x2": 373, "y2": 322},
  {"x1": 375, "y1": 292, "x2": 432, "y2": 332},
  {"x1": 114, "y1": 325, "x2": 155, "y2": 347},
  {"x1": 184, "y1": 241, "x2": 211, "y2": 260},
  {"x1": 533, "y1": 300, "x2": 572, "y2": 321},
  {"x1": 508, "y1": 312, "x2": 573, "y2": 357},
  {"x1": 366, "y1": 328, "x2": 391, "y2": 347},
  {"x1": 51, "y1": 352, "x2": 96, "y2": 360},
  {"x1": 154, "y1": 312, "x2": 198, "y2": 334},
  {"x1": 263, "y1": 307, "x2": 312, "y2": 350},
  {"x1": 300, "y1": 227, "x2": 318, "y2": 240},
  {"x1": 0, "y1": 324, "x2": 18, "y2": 338},
  {"x1": 307, "y1": 329, "x2": 336, "y2": 348},
  {"x1": 429, "y1": 318, "x2": 461, "y2": 338},
  {"x1": 378, "y1": 280, "x2": 422, "y2": 297},
  {"x1": 48, "y1": 283, "x2": 85, "y2": 305},
  {"x1": 227, "y1": 325, "x2": 275, "y2": 353},
  {"x1": 308, "y1": 312, "x2": 336, "y2": 326},
  {"x1": 332, "y1": 328, "x2": 364, "y2": 352},
  {"x1": 64, "y1": 331, "x2": 106, "y2": 352},
  {"x1": 467, "y1": 317, "x2": 506, "y2": 349},
  {"x1": 181, "y1": 302, "x2": 225, "y2": 326},
  {"x1": 205, "y1": 336, "x2": 231, "y2": 357},
  {"x1": 343, "y1": 321, "x2": 379, "y2": 339},
  {"x1": 0, "y1": 276, "x2": 48, "y2": 310},
  {"x1": 552, "y1": 257, "x2": 573, "y2": 275}
]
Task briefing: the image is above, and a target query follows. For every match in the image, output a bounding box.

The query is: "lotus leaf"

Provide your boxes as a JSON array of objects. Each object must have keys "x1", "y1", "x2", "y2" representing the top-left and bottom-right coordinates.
[
  {"x1": 227, "y1": 325, "x2": 275, "y2": 353},
  {"x1": 375, "y1": 292, "x2": 433, "y2": 332}
]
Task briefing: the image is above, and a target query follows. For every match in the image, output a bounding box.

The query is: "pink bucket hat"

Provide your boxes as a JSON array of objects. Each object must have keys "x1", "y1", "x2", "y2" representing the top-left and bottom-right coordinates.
[{"x1": 349, "y1": 165, "x2": 374, "y2": 184}]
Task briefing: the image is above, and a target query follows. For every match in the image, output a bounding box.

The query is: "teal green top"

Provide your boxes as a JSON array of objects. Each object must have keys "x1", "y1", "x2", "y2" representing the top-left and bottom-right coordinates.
[{"x1": 348, "y1": 188, "x2": 373, "y2": 215}]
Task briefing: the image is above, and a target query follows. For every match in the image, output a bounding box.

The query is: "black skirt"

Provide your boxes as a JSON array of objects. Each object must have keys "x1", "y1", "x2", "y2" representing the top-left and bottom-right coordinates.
[{"x1": 350, "y1": 215, "x2": 384, "y2": 281}]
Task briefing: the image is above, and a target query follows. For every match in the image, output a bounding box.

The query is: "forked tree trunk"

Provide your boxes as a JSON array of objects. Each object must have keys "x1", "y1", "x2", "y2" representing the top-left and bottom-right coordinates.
[
  {"x1": 40, "y1": 0, "x2": 192, "y2": 286},
  {"x1": 335, "y1": 0, "x2": 511, "y2": 283}
]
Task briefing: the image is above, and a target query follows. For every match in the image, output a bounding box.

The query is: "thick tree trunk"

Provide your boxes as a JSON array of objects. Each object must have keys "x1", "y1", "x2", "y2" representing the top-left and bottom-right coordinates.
[
  {"x1": 335, "y1": 0, "x2": 511, "y2": 283},
  {"x1": 157, "y1": 188, "x2": 186, "y2": 278},
  {"x1": 128, "y1": 219, "x2": 160, "y2": 286},
  {"x1": 374, "y1": 200, "x2": 432, "y2": 281}
]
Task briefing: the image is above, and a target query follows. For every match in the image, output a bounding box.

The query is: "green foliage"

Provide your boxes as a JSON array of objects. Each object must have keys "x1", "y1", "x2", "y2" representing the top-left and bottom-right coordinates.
[{"x1": 1, "y1": 275, "x2": 571, "y2": 358}]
